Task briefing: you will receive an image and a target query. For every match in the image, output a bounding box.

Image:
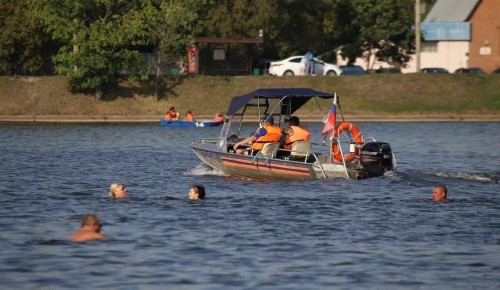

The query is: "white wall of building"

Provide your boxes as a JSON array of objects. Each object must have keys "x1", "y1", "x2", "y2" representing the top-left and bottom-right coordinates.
[
  {"x1": 336, "y1": 41, "x2": 470, "y2": 74},
  {"x1": 404, "y1": 41, "x2": 470, "y2": 73}
]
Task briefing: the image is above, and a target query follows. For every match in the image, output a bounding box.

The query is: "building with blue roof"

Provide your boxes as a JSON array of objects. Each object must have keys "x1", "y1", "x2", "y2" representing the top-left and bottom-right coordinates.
[{"x1": 418, "y1": 0, "x2": 499, "y2": 73}]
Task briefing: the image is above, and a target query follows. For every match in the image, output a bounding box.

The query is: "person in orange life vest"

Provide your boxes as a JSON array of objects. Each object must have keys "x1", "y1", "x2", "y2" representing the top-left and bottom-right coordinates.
[
  {"x1": 212, "y1": 112, "x2": 224, "y2": 122},
  {"x1": 283, "y1": 116, "x2": 311, "y2": 150},
  {"x1": 233, "y1": 115, "x2": 282, "y2": 155},
  {"x1": 165, "y1": 106, "x2": 179, "y2": 121},
  {"x1": 186, "y1": 110, "x2": 195, "y2": 121}
]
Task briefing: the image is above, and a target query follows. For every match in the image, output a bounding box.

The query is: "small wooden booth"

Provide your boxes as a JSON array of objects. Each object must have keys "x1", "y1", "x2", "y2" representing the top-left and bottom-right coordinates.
[{"x1": 189, "y1": 37, "x2": 263, "y2": 76}]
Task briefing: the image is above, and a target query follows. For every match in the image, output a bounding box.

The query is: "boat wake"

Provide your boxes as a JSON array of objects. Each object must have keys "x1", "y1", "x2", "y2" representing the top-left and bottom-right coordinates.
[
  {"x1": 389, "y1": 169, "x2": 499, "y2": 184},
  {"x1": 186, "y1": 164, "x2": 228, "y2": 177},
  {"x1": 431, "y1": 171, "x2": 499, "y2": 183}
]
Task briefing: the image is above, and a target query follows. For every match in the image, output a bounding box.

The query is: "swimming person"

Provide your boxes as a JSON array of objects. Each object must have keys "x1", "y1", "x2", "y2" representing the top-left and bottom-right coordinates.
[
  {"x1": 68, "y1": 214, "x2": 105, "y2": 242},
  {"x1": 432, "y1": 184, "x2": 447, "y2": 202},
  {"x1": 109, "y1": 183, "x2": 127, "y2": 199},
  {"x1": 188, "y1": 185, "x2": 206, "y2": 200}
]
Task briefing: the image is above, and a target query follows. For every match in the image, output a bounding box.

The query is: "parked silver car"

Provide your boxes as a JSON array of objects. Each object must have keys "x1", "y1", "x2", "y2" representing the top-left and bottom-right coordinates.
[{"x1": 269, "y1": 56, "x2": 342, "y2": 76}]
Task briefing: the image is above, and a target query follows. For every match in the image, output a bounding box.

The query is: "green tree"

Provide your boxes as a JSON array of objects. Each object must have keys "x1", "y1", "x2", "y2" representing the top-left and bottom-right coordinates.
[
  {"x1": 195, "y1": 0, "x2": 339, "y2": 59},
  {"x1": 334, "y1": 0, "x2": 415, "y2": 68},
  {"x1": 271, "y1": 0, "x2": 339, "y2": 58},
  {"x1": 194, "y1": 0, "x2": 279, "y2": 57},
  {"x1": 0, "y1": 0, "x2": 58, "y2": 75},
  {"x1": 148, "y1": 0, "x2": 199, "y2": 100},
  {"x1": 32, "y1": 0, "x2": 153, "y2": 99}
]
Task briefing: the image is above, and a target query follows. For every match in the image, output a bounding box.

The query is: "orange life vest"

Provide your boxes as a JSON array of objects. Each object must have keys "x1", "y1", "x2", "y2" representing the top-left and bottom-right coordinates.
[
  {"x1": 284, "y1": 126, "x2": 311, "y2": 150},
  {"x1": 251, "y1": 125, "x2": 282, "y2": 151},
  {"x1": 165, "y1": 111, "x2": 178, "y2": 121},
  {"x1": 186, "y1": 113, "x2": 194, "y2": 121}
]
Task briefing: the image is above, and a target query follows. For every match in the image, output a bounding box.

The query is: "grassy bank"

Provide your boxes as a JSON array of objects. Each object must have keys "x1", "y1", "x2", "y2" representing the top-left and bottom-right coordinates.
[{"x1": 1, "y1": 74, "x2": 499, "y2": 121}]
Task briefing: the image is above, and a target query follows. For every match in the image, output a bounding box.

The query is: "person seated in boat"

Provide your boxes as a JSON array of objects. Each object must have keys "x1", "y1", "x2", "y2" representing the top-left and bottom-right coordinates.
[
  {"x1": 283, "y1": 116, "x2": 311, "y2": 150},
  {"x1": 233, "y1": 115, "x2": 282, "y2": 155},
  {"x1": 432, "y1": 184, "x2": 447, "y2": 202},
  {"x1": 186, "y1": 110, "x2": 195, "y2": 121},
  {"x1": 165, "y1": 106, "x2": 179, "y2": 121},
  {"x1": 188, "y1": 184, "x2": 206, "y2": 200},
  {"x1": 212, "y1": 112, "x2": 224, "y2": 122},
  {"x1": 68, "y1": 214, "x2": 105, "y2": 242},
  {"x1": 109, "y1": 183, "x2": 127, "y2": 199},
  {"x1": 277, "y1": 116, "x2": 311, "y2": 158}
]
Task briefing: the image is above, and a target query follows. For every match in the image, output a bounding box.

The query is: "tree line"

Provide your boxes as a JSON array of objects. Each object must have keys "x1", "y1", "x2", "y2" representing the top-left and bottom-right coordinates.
[{"x1": 0, "y1": 0, "x2": 435, "y2": 98}]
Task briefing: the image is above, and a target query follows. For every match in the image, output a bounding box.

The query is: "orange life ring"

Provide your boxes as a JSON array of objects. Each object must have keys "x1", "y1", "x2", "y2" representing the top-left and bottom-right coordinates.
[{"x1": 331, "y1": 122, "x2": 363, "y2": 162}]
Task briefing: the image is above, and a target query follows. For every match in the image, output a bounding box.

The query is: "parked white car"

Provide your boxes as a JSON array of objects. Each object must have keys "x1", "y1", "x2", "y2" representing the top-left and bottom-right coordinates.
[{"x1": 269, "y1": 56, "x2": 342, "y2": 76}]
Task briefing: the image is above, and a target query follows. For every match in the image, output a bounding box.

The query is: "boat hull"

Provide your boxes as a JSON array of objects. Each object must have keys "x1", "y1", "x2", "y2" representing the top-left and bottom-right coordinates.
[
  {"x1": 190, "y1": 143, "x2": 356, "y2": 180},
  {"x1": 160, "y1": 120, "x2": 223, "y2": 127}
]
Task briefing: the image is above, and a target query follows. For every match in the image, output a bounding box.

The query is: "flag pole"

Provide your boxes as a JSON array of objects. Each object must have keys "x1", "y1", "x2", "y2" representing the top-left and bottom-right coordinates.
[
  {"x1": 321, "y1": 93, "x2": 337, "y2": 145},
  {"x1": 322, "y1": 130, "x2": 329, "y2": 145}
]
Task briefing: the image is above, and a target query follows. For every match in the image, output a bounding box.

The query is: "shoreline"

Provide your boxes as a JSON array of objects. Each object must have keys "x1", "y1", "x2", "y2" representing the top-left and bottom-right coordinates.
[
  {"x1": 1, "y1": 113, "x2": 499, "y2": 123},
  {"x1": 2, "y1": 75, "x2": 499, "y2": 123}
]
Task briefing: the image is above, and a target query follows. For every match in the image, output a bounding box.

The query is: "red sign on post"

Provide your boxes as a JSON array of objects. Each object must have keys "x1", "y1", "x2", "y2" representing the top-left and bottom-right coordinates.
[{"x1": 188, "y1": 45, "x2": 198, "y2": 74}]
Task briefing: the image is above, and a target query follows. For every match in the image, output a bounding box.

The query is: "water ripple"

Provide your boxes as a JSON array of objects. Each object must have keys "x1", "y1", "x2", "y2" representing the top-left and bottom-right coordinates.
[{"x1": 0, "y1": 123, "x2": 499, "y2": 289}]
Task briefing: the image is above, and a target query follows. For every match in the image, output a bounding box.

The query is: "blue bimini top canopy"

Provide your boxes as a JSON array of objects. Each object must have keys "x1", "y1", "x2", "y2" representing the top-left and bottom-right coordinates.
[{"x1": 226, "y1": 88, "x2": 334, "y2": 116}]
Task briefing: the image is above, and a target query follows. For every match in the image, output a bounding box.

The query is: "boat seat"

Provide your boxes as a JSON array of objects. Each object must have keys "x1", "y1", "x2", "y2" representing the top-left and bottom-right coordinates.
[
  {"x1": 252, "y1": 142, "x2": 280, "y2": 165},
  {"x1": 289, "y1": 141, "x2": 312, "y2": 162}
]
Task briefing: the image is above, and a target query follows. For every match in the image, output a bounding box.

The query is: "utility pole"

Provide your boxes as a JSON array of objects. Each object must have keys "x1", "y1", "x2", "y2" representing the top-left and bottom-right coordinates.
[{"x1": 415, "y1": 0, "x2": 421, "y2": 72}]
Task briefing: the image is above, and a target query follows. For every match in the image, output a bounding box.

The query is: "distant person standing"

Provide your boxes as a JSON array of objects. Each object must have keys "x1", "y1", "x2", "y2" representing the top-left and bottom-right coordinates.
[
  {"x1": 432, "y1": 184, "x2": 447, "y2": 202},
  {"x1": 305, "y1": 50, "x2": 314, "y2": 75},
  {"x1": 180, "y1": 62, "x2": 188, "y2": 75},
  {"x1": 68, "y1": 214, "x2": 105, "y2": 242}
]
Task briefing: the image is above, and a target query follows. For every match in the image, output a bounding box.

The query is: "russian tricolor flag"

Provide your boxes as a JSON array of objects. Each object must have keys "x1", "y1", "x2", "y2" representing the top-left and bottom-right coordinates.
[{"x1": 321, "y1": 94, "x2": 337, "y2": 136}]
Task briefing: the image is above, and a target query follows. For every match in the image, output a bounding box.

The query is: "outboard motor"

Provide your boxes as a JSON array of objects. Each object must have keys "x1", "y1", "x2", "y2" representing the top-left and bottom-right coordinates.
[{"x1": 360, "y1": 142, "x2": 393, "y2": 176}]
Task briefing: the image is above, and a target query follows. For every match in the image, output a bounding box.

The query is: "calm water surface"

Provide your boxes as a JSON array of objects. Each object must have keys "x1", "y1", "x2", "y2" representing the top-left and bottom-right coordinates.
[{"x1": 0, "y1": 122, "x2": 499, "y2": 289}]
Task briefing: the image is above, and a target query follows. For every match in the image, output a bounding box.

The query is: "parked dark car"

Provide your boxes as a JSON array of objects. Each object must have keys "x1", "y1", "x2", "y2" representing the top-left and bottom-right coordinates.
[
  {"x1": 491, "y1": 68, "x2": 500, "y2": 74},
  {"x1": 340, "y1": 65, "x2": 367, "y2": 75},
  {"x1": 454, "y1": 67, "x2": 485, "y2": 74},
  {"x1": 373, "y1": 67, "x2": 402, "y2": 74},
  {"x1": 420, "y1": 67, "x2": 449, "y2": 74}
]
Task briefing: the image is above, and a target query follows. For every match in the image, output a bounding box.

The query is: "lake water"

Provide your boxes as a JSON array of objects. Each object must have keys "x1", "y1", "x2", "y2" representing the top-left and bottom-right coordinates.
[{"x1": 0, "y1": 122, "x2": 499, "y2": 290}]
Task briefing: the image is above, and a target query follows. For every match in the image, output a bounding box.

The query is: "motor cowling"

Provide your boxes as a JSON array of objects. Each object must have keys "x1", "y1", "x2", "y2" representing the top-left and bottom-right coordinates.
[{"x1": 360, "y1": 142, "x2": 393, "y2": 175}]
